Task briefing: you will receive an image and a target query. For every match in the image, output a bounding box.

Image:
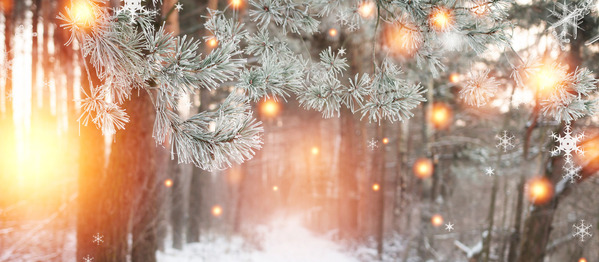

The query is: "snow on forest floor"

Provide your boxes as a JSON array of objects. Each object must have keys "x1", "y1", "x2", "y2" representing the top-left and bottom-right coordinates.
[{"x1": 157, "y1": 218, "x2": 361, "y2": 262}]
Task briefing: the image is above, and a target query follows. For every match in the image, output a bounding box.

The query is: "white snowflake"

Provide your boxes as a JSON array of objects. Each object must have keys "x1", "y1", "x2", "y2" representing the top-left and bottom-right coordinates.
[
  {"x1": 563, "y1": 162, "x2": 582, "y2": 183},
  {"x1": 367, "y1": 138, "x2": 378, "y2": 150},
  {"x1": 121, "y1": 0, "x2": 144, "y2": 18},
  {"x1": 484, "y1": 167, "x2": 495, "y2": 176},
  {"x1": 92, "y1": 233, "x2": 104, "y2": 245},
  {"x1": 548, "y1": 0, "x2": 591, "y2": 49},
  {"x1": 338, "y1": 47, "x2": 346, "y2": 56},
  {"x1": 459, "y1": 69, "x2": 498, "y2": 107},
  {"x1": 495, "y1": 131, "x2": 515, "y2": 152},
  {"x1": 83, "y1": 255, "x2": 94, "y2": 262},
  {"x1": 175, "y1": 2, "x2": 183, "y2": 12},
  {"x1": 573, "y1": 219, "x2": 593, "y2": 242},
  {"x1": 445, "y1": 222, "x2": 454, "y2": 232},
  {"x1": 550, "y1": 124, "x2": 584, "y2": 163}
]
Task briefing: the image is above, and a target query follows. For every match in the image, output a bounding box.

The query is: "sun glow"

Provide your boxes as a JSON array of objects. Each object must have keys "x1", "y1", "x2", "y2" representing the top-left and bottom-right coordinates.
[
  {"x1": 431, "y1": 214, "x2": 444, "y2": 227},
  {"x1": 71, "y1": 0, "x2": 97, "y2": 27},
  {"x1": 358, "y1": 1, "x2": 376, "y2": 19},
  {"x1": 530, "y1": 63, "x2": 566, "y2": 98},
  {"x1": 260, "y1": 99, "x2": 281, "y2": 118},
  {"x1": 429, "y1": 103, "x2": 452, "y2": 129},
  {"x1": 526, "y1": 177, "x2": 554, "y2": 205},
  {"x1": 430, "y1": 7, "x2": 454, "y2": 31},
  {"x1": 414, "y1": 158, "x2": 434, "y2": 179}
]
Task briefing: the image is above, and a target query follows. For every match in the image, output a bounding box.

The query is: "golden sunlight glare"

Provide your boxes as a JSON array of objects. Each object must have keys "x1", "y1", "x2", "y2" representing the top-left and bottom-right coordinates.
[
  {"x1": 71, "y1": 0, "x2": 96, "y2": 27},
  {"x1": 530, "y1": 63, "x2": 565, "y2": 98},
  {"x1": 430, "y1": 7, "x2": 453, "y2": 31},
  {"x1": 526, "y1": 177, "x2": 554, "y2": 205},
  {"x1": 207, "y1": 37, "x2": 218, "y2": 48},
  {"x1": 328, "y1": 28, "x2": 338, "y2": 37},
  {"x1": 579, "y1": 258, "x2": 587, "y2": 262},
  {"x1": 358, "y1": 1, "x2": 376, "y2": 19},
  {"x1": 230, "y1": 0, "x2": 243, "y2": 9}
]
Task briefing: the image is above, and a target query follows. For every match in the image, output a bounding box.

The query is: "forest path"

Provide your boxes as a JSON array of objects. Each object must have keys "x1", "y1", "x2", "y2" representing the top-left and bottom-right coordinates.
[{"x1": 157, "y1": 217, "x2": 359, "y2": 262}]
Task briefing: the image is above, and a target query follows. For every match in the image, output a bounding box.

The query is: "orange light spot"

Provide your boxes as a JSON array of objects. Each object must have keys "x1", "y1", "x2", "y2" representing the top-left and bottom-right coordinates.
[
  {"x1": 449, "y1": 73, "x2": 460, "y2": 83},
  {"x1": 358, "y1": 1, "x2": 376, "y2": 19},
  {"x1": 429, "y1": 103, "x2": 452, "y2": 129},
  {"x1": 526, "y1": 177, "x2": 554, "y2": 205},
  {"x1": 431, "y1": 214, "x2": 444, "y2": 227},
  {"x1": 430, "y1": 7, "x2": 453, "y2": 31},
  {"x1": 382, "y1": 137, "x2": 389, "y2": 144},
  {"x1": 414, "y1": 158, "x2": 434, "y2": 179},
  {"x1": 384, "y1": 23, "x2": 421, "y2": 56},
  {"x1": 164, "y1": 179, "x2": 173, "y2": 187},
  {"x1": 207, "y1": 37, "x2": 218, "y2": 48},
  {"x1": 260, "y1": 99, "x2": 280, "y2": 117},
  {"x1": 311, "y1": 146, "x2": 319, "y2": 155},
  {"x1": 273, "y1": 185, "x2": 279, "y2": 191},
  {"x1": 71, "y1": 0, "x2": 96, "y2": 27},
  {"x1": 230, "y1": 0, "x2": 243, "y2": 9},
  {"x1": 212, "y1": 205, "x2": 223, "y2": 217},
  {"x1": 328, "y1": 28, "x2": 338, "y2": 37},
  {"x1": 579, "y1": 258, "x2": 587, "y2": 262},
  {"x1": 530, "y1": 63, "x2": 566, "y2": 98},
  {"x1": 372, "y1": 183, "x2": 380, "y2": 191}
]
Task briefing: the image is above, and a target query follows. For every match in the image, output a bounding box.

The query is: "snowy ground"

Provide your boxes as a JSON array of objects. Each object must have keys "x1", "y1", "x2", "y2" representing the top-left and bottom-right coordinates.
[{"x1": 157, "y1": 218, "x2": 361, "y2": 262}]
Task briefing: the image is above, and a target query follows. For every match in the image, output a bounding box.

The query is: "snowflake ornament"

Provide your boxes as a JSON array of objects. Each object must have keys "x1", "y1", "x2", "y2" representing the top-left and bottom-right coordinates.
[
  {"x1": 92, "y1": 233, "x2": 104, "y2": 245},
  {"x1": 563, "y1": 162, "x2": 582, "y2": 183},
  {"x1": 484, "y1": 167, "x2": 495, "y2": 176},
  {"x1": 367, "y1": 138, "x2": 378, "y2": 150},
  {"x1": 120, "y1": 0, "x2": 144, "y2": 19},
  {"x1": 175, "y1": 2, "x2": 183, "y2": 12},
  {"x1": 445, "y1": 222, "x2": 454, "y2": 232},
  {"x1": 548, "y1": 0, "x2": 591, "y2": 50},
  {"x1": 550, "y1": 124, "x2": 584, "y2": 163},
  {"x1": 573, "y1": 219, "x2": 593, "y2": 242},
  {"x1": 496, "y1": 131, "x2": 515, "y2": 152},
  {"x1": 83, "y1": 255, "x2": 94, "y2": 262}
]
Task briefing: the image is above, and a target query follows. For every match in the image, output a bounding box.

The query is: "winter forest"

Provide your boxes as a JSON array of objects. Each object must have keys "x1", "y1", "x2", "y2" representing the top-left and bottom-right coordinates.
[{"x1": 0, "y1": 0, "x2": 599, "y2": 261}]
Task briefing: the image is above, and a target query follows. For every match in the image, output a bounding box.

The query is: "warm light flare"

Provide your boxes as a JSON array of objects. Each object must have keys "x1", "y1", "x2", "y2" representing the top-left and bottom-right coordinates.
[
  {"x1": 449, "y1": 73, "x2": 460, "y2": 83},
  {"x1": 311, "y1": 146, "x2": 320, "y2": 155},
  {"x1": 328, "y1": 28, "x2": 338, "y2": 37},
  {"x1": 429, "y1": 103, "x2": 452, "y2": 129},
  {"x1": 273, "y1": 185, "x2": 279, "y2": 191},
  {"x1": 372, "y1": 183, "x2": 380, "y2": 191},
  {"x1": 577, "y1": 138, "x2": 599, "y2": 166},
  {"x1": 212, "y1": 205, "x2": 223, "y2": 217},
  {"x1": 430, "y1": 7, "x2": 454, "y2": 31},
  {"x1": 526, "y1": 177, "x2": 554, "y2": 205},
  {"x1": 414, "y1": 158, "x2": 434, "y2": 179},
  {"x1": 358, "y1": 1, "x2": 376, "y2": 19},
  {"x1": 579, "y1": 258, "x2": 587, "y2": 262},
  {"x1": 431, "y1": 214, "x2": 444, "y2": 227},
  {"x1": 530, "y1": 63, "x2": 566, "y2": 98},
  {"x1": 382, "y1": 137, "x2": 389, "y2": 144},
  {"x1": 164, "y1": 179, "x2": 173, "y2": 187},
  {"x1": 260, "y1": 99, "x2": 281, "y2": 117},
  {"x1": 71, "y1": 0, "x2": 97, "y2": 27},
  {"x1": 384, "y1": 23, "x2": 421, "y2": 56},
  {"x1": 207, "y1": 37, "x2": 218, "y2": 48},
  {"x1": 230, "y1": 0, "x2": 243, "y2": 9}
]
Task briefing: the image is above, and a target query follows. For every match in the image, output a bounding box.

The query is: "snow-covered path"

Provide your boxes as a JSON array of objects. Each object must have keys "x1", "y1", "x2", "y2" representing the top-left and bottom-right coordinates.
[{"x1": 157, "y1": 218, "x2": 359, "y2": 262}]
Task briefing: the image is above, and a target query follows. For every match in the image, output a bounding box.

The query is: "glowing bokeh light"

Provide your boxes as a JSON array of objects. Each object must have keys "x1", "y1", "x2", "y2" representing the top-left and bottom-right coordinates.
[
  {"x1": 260, "y1": 99, "x2": 280, "y2": 117},
  {"x1": 430, "y1": 7, "x2": 454, "y2": 31},
  {"x1": 230, "y1": 0, "x2": 243, "y2": 9},
  {"x1": 212, "y1": 205, "x2": 223, "y2": 217},
  {"x1": 579, "y1": 258, "x2": 587, "y2": 262},
  {"x1": 384, "y1": 23, "x2": 421, "y2": 55},
  {"x1": 328, "y1": 28, "x2": 338, "y2": 37},
  {"x1": 431, "y1": 214, "x2": 444, "y2": 227},
  {"x1": 273, "y1": 185, "x2": 279, "y2": 191},
  {"x1": 382, "y1": 137, "x2": 389, "y2": 144},
  {"x1": 358, "y1": 1, "x2": 376, "y2": 19},
  {"x1": 207, "y1": 37, "x2": 218, "y2": 48},
  {"x1": 71, "y1": 0, "x2": 96, "y2": 27},
  {"x1": 530, "y1": 63, "x2": 565, "y2": 98},
  {"x1": 311, "y1": 146, "x2": 320, "y2": 155},
  {"x1": 164, "y1": 179, "x2": 173, "y2": 187},
  {"x1": 372, "y1": 183, "x2": 380, "y2": 191},
  {"x1": 449, "y1": 73, "x2": 460, "y2": 83},
  {"x1": 526, "y1": 177, "x2": 554, "y2": 205},
  {"x1": 413, "y1": 158, "x2": 434, "y2": 179},
  {"x1": 429, "y1": 103, "x2": 452, "y2": 129}
]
